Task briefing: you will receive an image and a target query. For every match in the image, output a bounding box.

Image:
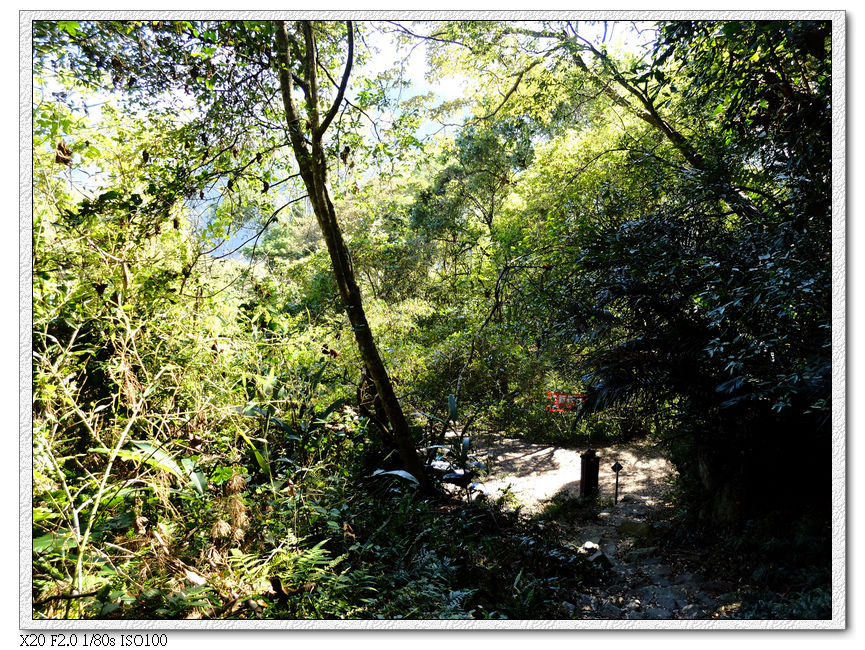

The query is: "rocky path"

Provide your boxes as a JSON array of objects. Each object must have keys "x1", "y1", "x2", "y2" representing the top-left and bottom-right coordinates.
[{"x1": 472, "y1": 437, "x2": 739, "y2": 620}]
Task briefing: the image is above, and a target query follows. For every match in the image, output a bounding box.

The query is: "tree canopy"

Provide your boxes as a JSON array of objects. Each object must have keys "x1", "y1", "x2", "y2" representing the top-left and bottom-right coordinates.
[{"x1": 30, "y1": 18, "x2": 835, "y2": 621}]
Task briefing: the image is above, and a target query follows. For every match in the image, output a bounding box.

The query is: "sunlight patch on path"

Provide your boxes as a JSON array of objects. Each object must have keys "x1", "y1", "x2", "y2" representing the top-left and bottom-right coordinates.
[{"x1": 475, "y1": 437, "x2": 675, "y2": 513}]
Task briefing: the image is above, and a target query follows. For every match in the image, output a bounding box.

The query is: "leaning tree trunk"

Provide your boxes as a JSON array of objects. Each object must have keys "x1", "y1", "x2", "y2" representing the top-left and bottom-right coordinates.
[{"x1": 274, "y1": 20, "x2": 428, "y2": 485}]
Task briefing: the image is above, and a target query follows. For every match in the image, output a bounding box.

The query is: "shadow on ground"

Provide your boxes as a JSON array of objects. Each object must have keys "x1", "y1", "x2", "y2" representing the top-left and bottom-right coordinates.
[{"x1": 476, "y1": 437, "x2": 674, "y2": 512}]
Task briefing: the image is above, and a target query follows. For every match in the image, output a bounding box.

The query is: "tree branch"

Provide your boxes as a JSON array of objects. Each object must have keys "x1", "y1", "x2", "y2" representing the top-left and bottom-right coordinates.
[
  {"x1": 209, "y1": 194, "x2": 308, "y2": 260},
  {"x1": 275, "y1": 21, "x2": 311, "y2": 163},
  {"x1": 317, "y1": 63, "x2": 381, "y2": 141},
  {"x1": 302, "y1": 22, "x2": 321, "y2": 136},
  {"x1": 291, "y1": 72, "x2": 309, "y2": 97},
  {"x1": 478, "y1": 59, "x2": 542, "y2": 121},
  {"x1": 383, "y1": 21, "x2": 477, "y2": 54},
  {"x1": 316, "y1": 20, "x2": 353, "y2": 139}
]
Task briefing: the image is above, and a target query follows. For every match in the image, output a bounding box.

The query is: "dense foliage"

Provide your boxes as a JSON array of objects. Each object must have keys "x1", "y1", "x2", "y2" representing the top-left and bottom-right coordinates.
[{"x1": 31, "y1": 19, "x2": 833, "y2": 620}]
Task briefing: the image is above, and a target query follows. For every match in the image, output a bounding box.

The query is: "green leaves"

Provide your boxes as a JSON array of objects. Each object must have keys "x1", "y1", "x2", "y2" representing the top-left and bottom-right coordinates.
[
  {"x1": 30, "y1": 17, "x2": 832, "y2": 616},
  {"x1": 34, "y1": 529, "x2": 79, "y2": 553},
  {"x1": 89, "y1": 441, "x2": 207, "y2": 495},
  {"x1": 371, "y1": 469, "x2": 419, "y2": 485},
  {"x1": 447, "y1": 393, "x2": 458, "y2": 423},
  {"x1": 58, "y1": 21, "x2": 81, "y2": 36},
  {"x1": 180, "y1": 458, "x2": 208, "y2": 495},
  {"x1": 236, "y1": 430, "x2": 272, "y2": 478}
]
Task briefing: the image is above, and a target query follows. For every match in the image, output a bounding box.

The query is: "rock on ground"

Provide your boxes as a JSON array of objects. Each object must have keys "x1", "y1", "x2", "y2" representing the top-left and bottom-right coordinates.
[{"x1": 474, "y1": 436, "x2": 727, "y2": 620}]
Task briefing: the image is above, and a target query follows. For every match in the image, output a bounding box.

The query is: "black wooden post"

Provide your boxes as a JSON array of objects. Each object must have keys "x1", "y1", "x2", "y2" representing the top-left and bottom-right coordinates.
[
  {"x1": 611, "y1": 461, "x2": 623, "y2": 504},
  {"x1": 580, "y1": 449, "x2": 600, "y2": 498}
]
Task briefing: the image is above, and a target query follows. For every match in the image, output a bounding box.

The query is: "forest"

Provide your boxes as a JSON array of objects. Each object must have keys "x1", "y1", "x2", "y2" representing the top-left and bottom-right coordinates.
[{"x1": 30, "y1": 19, "x2": 834, "y2": 622}]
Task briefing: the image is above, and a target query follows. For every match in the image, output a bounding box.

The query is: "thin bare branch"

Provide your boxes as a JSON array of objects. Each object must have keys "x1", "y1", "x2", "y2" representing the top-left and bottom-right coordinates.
[
  {"x1": 209, "y1": 194, "x2": 308, "y2": 261},
  {"x1": 383, "y1": 21, "x2": 476, "y2": 54},
  {"x1": 478, "y1": 59, "x2": 542, "y2": 121}
]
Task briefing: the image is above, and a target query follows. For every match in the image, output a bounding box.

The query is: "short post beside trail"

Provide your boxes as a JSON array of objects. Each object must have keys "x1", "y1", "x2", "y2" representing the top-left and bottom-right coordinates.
[
  {"x1": 611, "y1": 460, "x2": 623, "y2": 504},
  {"x1": 580, "y1": 449, "x2": 600, "y2": 498}
]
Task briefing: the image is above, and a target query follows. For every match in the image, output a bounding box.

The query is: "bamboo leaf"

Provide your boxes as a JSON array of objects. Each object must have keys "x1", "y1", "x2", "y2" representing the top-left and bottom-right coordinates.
[
  {"x1": 34, "y1": 530, "x2": 79, "y2": 553},
  {"x1": 180, "y1": 458, "x2": 207, "y2": 495},
  {"x1": 130, "y1": 440, "x2": 186, "y2": 480},
  {"x1": 371, "y1": 469, "x2": 419, "y2": 484},
  {"x1": 237, "y1": 431, "x2": 272, "y2": 477},
  {"x1": 89, "y1": 442, "x2": 185, "y2": 482}
]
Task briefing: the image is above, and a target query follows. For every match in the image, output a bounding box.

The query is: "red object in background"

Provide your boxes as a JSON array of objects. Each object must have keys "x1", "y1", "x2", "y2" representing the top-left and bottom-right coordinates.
[{"x1": 546, "y1": 391, "x2": 587, "y2": 412}]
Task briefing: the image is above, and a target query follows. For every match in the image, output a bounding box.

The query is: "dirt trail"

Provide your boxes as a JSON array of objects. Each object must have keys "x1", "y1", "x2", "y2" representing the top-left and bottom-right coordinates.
[
  {"x1": 475, "y1": 437, "x2": 673, "y2": 511},
  {"x1": 472, "y1": 436, "x2": 736, "y2": 620}
]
